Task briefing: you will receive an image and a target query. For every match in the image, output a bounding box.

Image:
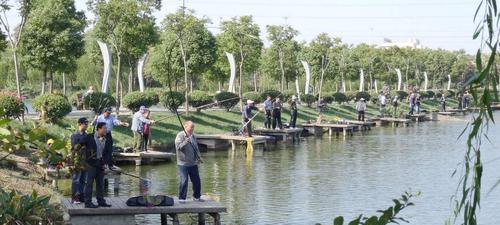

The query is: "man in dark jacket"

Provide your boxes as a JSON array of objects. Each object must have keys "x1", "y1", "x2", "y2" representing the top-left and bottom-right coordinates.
[
  {"x1": 83, "y1": 122, "x2": 112, "y2": 208},
  {"x1": 242, "y1": 100, "x2": 259, "y2": 137},
  {"x1": 70, "y1": 117, "x2": 89, "y2": 204},
  {"x1": 175, "y1": 121, "x2": 203, "y2": 202}
]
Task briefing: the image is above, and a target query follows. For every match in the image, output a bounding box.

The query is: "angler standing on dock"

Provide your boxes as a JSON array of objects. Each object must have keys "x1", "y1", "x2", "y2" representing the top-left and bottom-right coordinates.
[
  {"x1": 392, "y1": 96, "x2": 399, "y2": 118},
  {"x1": 131, "y1": 106, "x2": 155, "y2": 153},
  {"x1": 356, "y1": 98, "x2": 367, "y2": 121},
  {"x1": 408, "y1": 93, "x2": 416, "y2": 115},
  {"x1": 243, "y1": 100, "x2": 259, "y2": 137},
  {"x1": 175, "y1": 121, "x2": 203, "y2": 202},
  {"x1": 272, "y1": 97, "x2": 283, "y2": 130},
  {"x1": 440, "y1": 95, "x2": 446, "y2": 112},
  {"x1": 289, "y1": 95, "x2": 298, "y2": 128},
  {"x1": 378, "y1": 91, "x2": 387, "y2": 117},
  {"x1": 84, "y1": 122, "x2": 112, "y2": 208},
  {"x1": 95, "y1": 107, "x2": 128, "y2": 170},
  {"x1": 70, "y1": 117, "x2": 89, "y2": 204},
  {"x1": 263, "y1": 95, "x2": 273, "y2": 129}
]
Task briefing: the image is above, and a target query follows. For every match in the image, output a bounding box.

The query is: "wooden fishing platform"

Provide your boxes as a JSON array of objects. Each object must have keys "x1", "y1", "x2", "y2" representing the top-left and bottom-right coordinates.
[
  {"x1": 253, "y1": 128, "x2": 302, "y2": 142},
  {"x1": 113, "y1": 151, "x2": 175, "y2": 166},
  {"x1": 437, "y1": 111, "x2": 456, "y2": 116},
  {"x1": 379, "y1": 118, "x2": 411, "y2": 127},
  {"x1": 447, "y1": 108, "x2": 468, "y2": 115},
  {"x1": 196, "y1": 134, "x2": 271, "y2": 150},
  {"x1": 301, "y1": 123, "x2": 356, "y2": 137},
  {"x1": 62, "y1": 197, "x2": 226, "y2": 225},
  {"x1": 344, "y1": 120, "x2": 376, "y2": 130},
  {"x1": 407, "y1": 114, "x2": 428, "y2": 122}
]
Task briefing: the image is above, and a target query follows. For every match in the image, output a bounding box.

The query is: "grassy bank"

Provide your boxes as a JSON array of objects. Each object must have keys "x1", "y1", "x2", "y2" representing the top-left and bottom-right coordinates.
[{"x1": 27, "y1": 98, "x2": 458, "y2": 150}]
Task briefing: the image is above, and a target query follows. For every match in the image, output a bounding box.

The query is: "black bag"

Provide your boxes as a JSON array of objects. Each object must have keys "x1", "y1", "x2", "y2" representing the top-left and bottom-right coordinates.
[{"x1": 126, "y1": 195, "x2": 174, "y2": 207}]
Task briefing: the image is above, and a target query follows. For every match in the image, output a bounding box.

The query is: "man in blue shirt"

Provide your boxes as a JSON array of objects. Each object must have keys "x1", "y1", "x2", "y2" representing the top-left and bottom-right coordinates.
[
  {"x1": 95, "y1": 107, "x2": 128, "y2": 169},
  {"x1": 131, "y1": 106, "x2": 154, "y2": 152},
  {"x1": 70, "y1": 117, "x2": 89, "y2": 204}
]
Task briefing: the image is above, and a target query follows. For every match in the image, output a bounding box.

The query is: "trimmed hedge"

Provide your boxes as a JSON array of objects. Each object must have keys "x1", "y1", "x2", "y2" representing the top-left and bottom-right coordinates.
[
  {"x1": 345, "y1": 91, "x2": 357, "y2": 102},
  {"x1": 332, "y1": 92, "x2": 348, "y2": 104},
  {"x1": 0, "y1": 92, "x2": 24, "y2": 118},
  {"x1": 33, "y1": 93, "x2": 72, "y2": 122},
  {"x1": 123, "y1": 91, "x2": 159, "y2": 112},
  {"x1": 281, "y1": 90, "x2": 296, "y2": 102},
  {"x1": 443, "y1": 90, "x2": 456, "y2": 98},
  {"x1": 426, "y1": 90, "x2": 435, "y2": 98},
  {"x1": 160, "y1": 91, "x2": 185, "y2": 113},
  {"x1": 242, "y1": 91, "x2": 263, "y2": 104},
  {"x1": 355, "y1": 91, "x2": 371, "y2": 101},
  {"x1": 214, "y1": 91, "x2": 239, "y2": 111},
  {"x1": 260, "y1": 90, "x2": 281, "y2": 100},
  {"x1": 83, "y1": 92, "x2": 116, "y2": 114},
  {"x1": 301, "y1": 93, "x2": 316, "y2": 107},
  {"x1": 392, "y1": 91, "x2": 409, "y2": 101},
  {"x1": 189, "y1": 90, "x2": 214, "y2": 111}
]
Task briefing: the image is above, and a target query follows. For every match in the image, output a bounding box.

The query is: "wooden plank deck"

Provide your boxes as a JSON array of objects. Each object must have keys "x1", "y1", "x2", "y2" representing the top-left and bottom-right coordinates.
[
  {"x1": 344, "y1": 120, "x2": 376, "y2": 130},
  {"x1": 113, "y1": 151, "x2": 175, "y2": 166},
  {"x1": 62, "y1": 197, "x2": 226, "y2": 225},
  {"x1": 438, "y1": 112, "x2": 457, "y2": 116},
  {"x1": 447, "y1": 108, "x2": 468, "y2": 115},
  {"x1": 197, "y1": 134, "x2": 270, "y2": 150},
  {"x1": 253, "y1": 128, "x2": 302, "y2": 142},
  {"x1": 301, "y1": 123, "x2": 356, "y2": 136},
  {"x1": 379, "y1": 118, "x2": 411, "y2": 127},
  {"x1": 407, "y1": 114, "x2": 428, "y2": 122}
]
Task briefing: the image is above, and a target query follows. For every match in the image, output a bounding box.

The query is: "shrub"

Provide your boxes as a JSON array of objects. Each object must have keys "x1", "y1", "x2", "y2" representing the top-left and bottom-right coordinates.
[
  {"x1": 260, "y1": 90, "x2": 281, "y2": 100},
  {"x1": 281, "y1": 90, "x2": 296, "y2": 102},
  {"x1": 436, "y1": 92, "x2": 443, "y2": 98},
  {"x1": 189, "y1": 90, "x2": 214, "y2": 111},
  {"x1": 33, "y1": 93, "x2": 72, "y2": 122},
  {"x1": 426, "y1": 90, "x2": 435, "y2": 98},
  {"x1": 0, "y1": 189, "x2": 62, "y2": 225},
  {"x1": 83, "y1": 92, "x2": 116, "y2": 114},
  {"x1": 322, "y1": 92, "x2": 335, "y2": 104},
  {"x1": 345, "y1": 91, "x2": 357, "y2": 102},
  {"x1": 391, "y1": 91, "x2": 408, "y2": 101},
  {"x1": 0, "y1": 92, "x2": 24, "y2": 118},
  {"x1": 160, "y1": 91, "x2": 185, "y2": 113},
  {"x1": 332, "y1": 92, "x2": 348, "y2": 104},
  {"x1": 355, "y1": 91, "x2": 371, "y2": 101},
  {"x1": 214, "y1": 91, "x2": 239, "y2": 111},
  {"x1": 301, "y1": 93, "x2": 316, "y2": 107},
  {"x1": 443, "y1": 89, "x2": 456, "y2": 98},
  {"x1": 242, "y1": 91, "x2": 263, "y2": 104},
  {"x1": 123, "y1": 91, "x2": 159, "y2": 112},
  {"x1": 418, "y1": 91, "x2": 429, "y2": 99}
]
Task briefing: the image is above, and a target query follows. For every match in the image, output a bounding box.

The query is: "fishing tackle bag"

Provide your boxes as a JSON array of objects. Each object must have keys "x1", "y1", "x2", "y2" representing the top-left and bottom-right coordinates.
[{"x1": 126, "y1": 195, "x2": 174, "y2": 207}]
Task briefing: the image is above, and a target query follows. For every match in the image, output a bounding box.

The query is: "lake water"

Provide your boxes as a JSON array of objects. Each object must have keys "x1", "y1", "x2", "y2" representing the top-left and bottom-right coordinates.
[{"x1": 62, "y1": 112, "x2": 500, "y2": 225}]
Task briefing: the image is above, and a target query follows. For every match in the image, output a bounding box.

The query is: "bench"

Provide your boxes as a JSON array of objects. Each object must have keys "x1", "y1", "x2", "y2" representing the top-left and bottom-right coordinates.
[{"x1": 62, "y1": 197, "x2": 226, "y2": 225}]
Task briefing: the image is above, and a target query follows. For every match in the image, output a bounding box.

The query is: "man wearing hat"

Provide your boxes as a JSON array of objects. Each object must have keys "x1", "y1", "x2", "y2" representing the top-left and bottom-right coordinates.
[
  {"x1": 242, "y1": 100, "x2": 259, "y2": 137},
  {"x1": 70, "y1": 117, "x2": 90, "y2": 204},
  {"x1": 356, "y1": 98, "x2": 367, "y2": 121},
  {"x1": 95, "y1": 107, "x2": 128, "y2": 170},
  {"x1": 131, "y1": 106, "x2": 155, "y2": 152}
]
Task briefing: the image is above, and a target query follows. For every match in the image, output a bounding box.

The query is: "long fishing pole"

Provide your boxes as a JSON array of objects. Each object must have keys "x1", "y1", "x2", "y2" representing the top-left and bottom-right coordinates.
[{"x1": 113, "y1": 169, "x2": 150, "y2": 182}]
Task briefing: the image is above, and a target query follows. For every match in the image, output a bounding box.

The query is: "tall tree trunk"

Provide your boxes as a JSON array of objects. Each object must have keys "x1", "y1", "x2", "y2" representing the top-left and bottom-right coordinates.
[
  {"x1": 253, "y1": 72, "x2": 257, "y2": 92},
  {"x1": 62, "y1": 72, "x2": 66, "y2": 96},
  {"x1": 13, "y1": 50, "x2": 21, "y2": 97},
  {"x1": 180, "y1": 42, "x2": 189, "y2": 115},
  {"x1": 279, "y1": 49, "x2": 285, "y2": 92},
  {"x1": 128, "y1": 59, "x2": 133, "y2": 93},
  {"x1": 116, "y1": 54, "x2": 122, "y2": 115},
  {"x1": 48, "y1": 72, "x2": 53, "y2": 93},
  {"x1": 318, "y1": 56, "x2": 326, "y2": 100},
  {"x1": 239, "y1": 42, "x2": 244, "y2": 112},
  {"x1": 218, "y1": 81, "x2": 222, "y2": 92},
  {"x1": 41, "y1": 69, "x2": 47, "y2": 94}
]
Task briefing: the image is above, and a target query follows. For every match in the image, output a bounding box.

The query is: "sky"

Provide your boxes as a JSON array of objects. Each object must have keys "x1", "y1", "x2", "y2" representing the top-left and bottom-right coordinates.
[{"x1": 4, "y1": 0, "x2": 483, "y2": 53}]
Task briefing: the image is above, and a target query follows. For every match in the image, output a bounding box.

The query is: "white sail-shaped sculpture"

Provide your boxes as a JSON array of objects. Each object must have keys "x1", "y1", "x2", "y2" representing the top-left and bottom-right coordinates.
[
  {"x1": 447, "y1": 74, "x2": 451, "y2": 90},
  {"x1": 359, "y1": 69, "x2": 365, "y2": 92},
  {"x1": 423, "y1": 72, "x2": 428, "y2": 91},
  {"x1": 301, "y1": 61, "x2": 311, "y2": 94},
  {"x1": 295, "y1": 76, "x2": 301, "y2": 101},
  {"x1": 374, "y1": 79, "x2": 378, "y2": 93},
  {"x1": 395, "y1": 68, "x2": 402, "y2": 91},
  {"x1": 137, "y1": 53, "x2": 148, "y2": 92},
  {"x1": 225, "y1": 52, "x2": 236, "y2": 93},
  {"x1": 97, "y1": 40, "x2": 112, "y2": 93}
]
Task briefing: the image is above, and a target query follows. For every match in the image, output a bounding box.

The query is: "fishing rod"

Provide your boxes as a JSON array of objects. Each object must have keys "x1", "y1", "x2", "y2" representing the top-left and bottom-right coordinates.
[
  {"x1": 238, "y1": 111, "x2": 261, "y2": 133},
  {"x1": 111, "y1": 168, "x2": 151, "y2": 182}
]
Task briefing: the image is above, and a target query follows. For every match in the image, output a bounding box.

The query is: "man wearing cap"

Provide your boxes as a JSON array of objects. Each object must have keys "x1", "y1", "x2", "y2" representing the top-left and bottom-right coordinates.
[
  {"x1": 263, "y1": 95, "x2": 273, "y2": 129},
  {"x1": 95, "y1": 107, "x2": 128, "y2": 169},
  {"x1": 356, "y1": 98, "x2": 367, "y2": 121},
  {"x1": 242, "y1": 100, "x2": 258, "y2": 137},
  {"x1": 70, "y1": 117, "x2": 90, "y2": 204},
  {"x1": 83, "y1": 122, "x2": 112, "y2": 208},
  {"x1": 289, "y1": 95, "x2": 298, "y2": 128},
  {"x1": 131, "y1": 106, "x2": 155, "y2": 152},
  {"x1": 272, "y1": 97, "x2": 283, "y2": 130}
]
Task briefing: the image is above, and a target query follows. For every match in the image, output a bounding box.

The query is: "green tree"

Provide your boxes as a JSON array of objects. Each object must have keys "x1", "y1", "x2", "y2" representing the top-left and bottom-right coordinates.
[
  {"x1": 89, "y1": 0, "x2": 158, "y2": 112},
  {"x1": 20, "y1": 0, "x2": 86, "y2": 94},
  {"x1": 150, "y1": 8, "x2": 216, "y2": 114},
  {"x1": 266, "y1": 24, "x2": 299, "y2": 92},
  {"x1": 218, "y1": 15, "x2": 263, "y2": 111}
]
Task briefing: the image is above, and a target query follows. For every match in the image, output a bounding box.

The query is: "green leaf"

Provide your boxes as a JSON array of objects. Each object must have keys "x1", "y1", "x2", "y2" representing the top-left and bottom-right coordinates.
[
  {"x1": 333, "y1": 216, "x2": 344, "y2": 225},
  {"x1": 0, "y1": 127, "x2": 11, "y2": 136}
]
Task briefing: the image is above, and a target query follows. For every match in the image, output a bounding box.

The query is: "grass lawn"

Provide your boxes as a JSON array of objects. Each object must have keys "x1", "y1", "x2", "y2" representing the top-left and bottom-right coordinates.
[{"x1": 18, "y1": 98, "x2": 459, "y2": 149}]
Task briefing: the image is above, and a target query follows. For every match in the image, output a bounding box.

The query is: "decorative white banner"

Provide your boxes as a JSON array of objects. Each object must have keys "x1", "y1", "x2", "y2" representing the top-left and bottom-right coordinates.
[
  {"x1": 447, "y1": 74, "x2": 451, "y2": 90},
  {"x1": 395, "y1": 68, "x2": 402, "y2": 91},
  {"x1": 301, "y1": 61, "x2": 311, "y2": 95},
  {"x1": 225, "y1": 52, "x2": 236, "y2": 93},
  {"x1": 137, "y1": 53, "x2": 148, "y2": 92},
  {"x1": 97, "y1": 40, "x2": 112, "y2": 93},
  {"x1": 359, "y1": 69, "x2": 365, "y2": 92},
  {"x1": 423, "y1": 72, "x2": 428, "y2": 91},
  {"x1": 374, "y1": 79, "x2": 378, "y2": 93}
]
